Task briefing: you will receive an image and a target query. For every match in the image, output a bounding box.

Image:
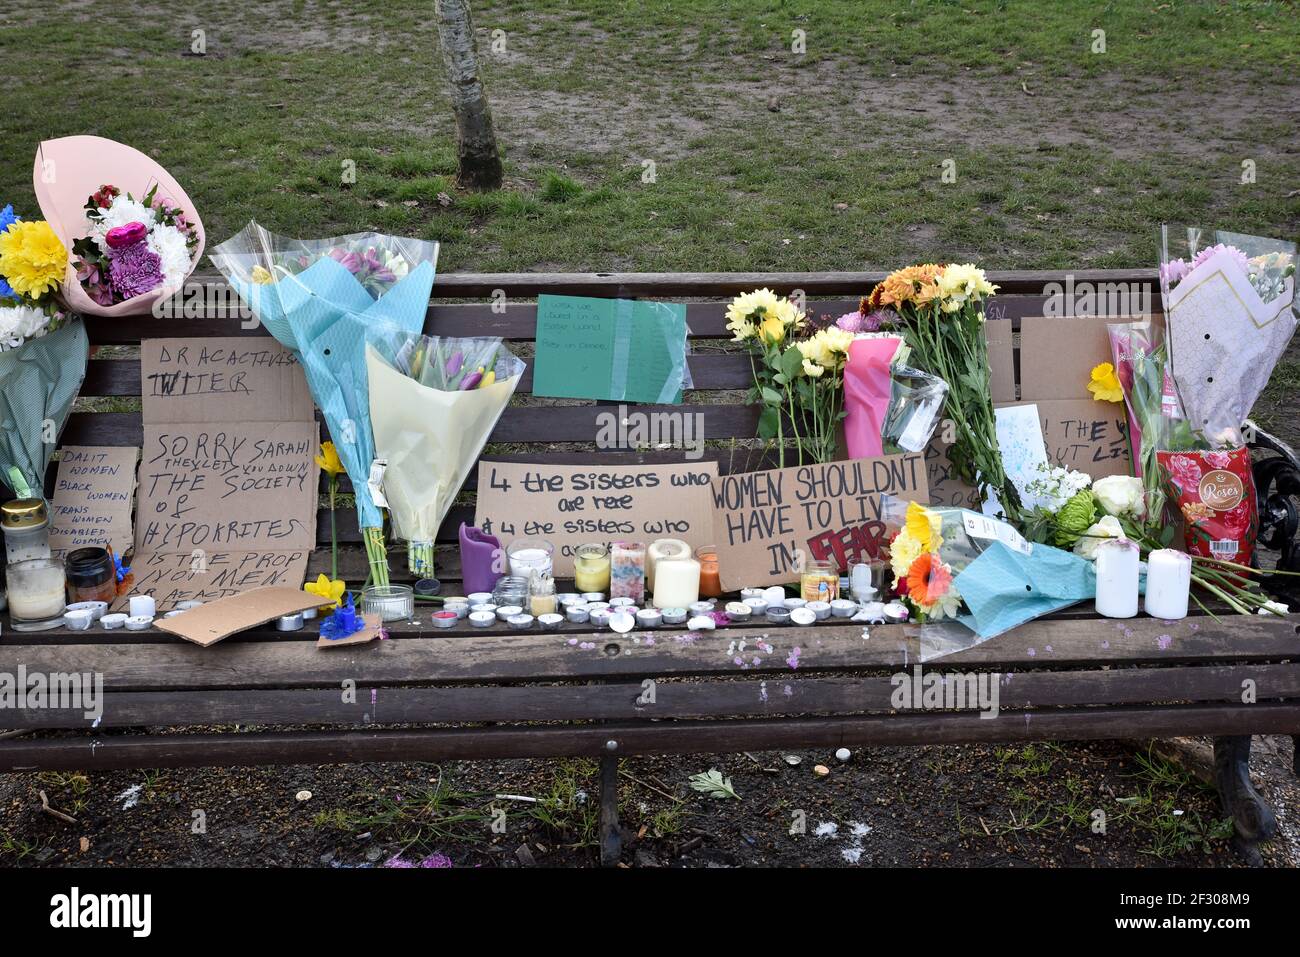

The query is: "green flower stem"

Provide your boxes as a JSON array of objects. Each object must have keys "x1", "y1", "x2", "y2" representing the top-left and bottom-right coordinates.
[
  {"x1": 363, "y1": 525, "x2": 389, "y2": 588},
  {"x1": 328, "y1": 475, "x2": 338, "y2": 582}
]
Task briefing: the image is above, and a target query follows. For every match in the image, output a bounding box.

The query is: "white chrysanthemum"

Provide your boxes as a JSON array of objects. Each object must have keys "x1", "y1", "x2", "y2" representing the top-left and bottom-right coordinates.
[
  {"x1": 147, "y1": 224, "x2": 194, "y2": 289},
  {"x1": 90, "y1": 196, "x2": 158, "y2": 254},
  {"x1": 0, "y1": 304, "x2": 51, "y2": 351}
]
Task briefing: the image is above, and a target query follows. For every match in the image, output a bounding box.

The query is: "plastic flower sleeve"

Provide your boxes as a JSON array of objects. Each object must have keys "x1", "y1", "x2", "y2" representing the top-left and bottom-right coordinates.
[
  {"x1": 211, "y1": 222, "x2": 440, "y2": 586},
  {"x1": 365, "y1": 328, "x2": 525, "y2": 577},
  {"x1": 1158, "y1": 225, "x2": 1298, "y2": 447},
  {"x1": 881, "y1": 362, "x2": 948, "y2": 454}
]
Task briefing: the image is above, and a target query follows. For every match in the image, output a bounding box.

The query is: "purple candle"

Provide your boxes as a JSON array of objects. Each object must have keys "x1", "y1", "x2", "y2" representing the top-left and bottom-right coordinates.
[{"x1": 459, "y1": 523, "x2": 503, "y2": 596}]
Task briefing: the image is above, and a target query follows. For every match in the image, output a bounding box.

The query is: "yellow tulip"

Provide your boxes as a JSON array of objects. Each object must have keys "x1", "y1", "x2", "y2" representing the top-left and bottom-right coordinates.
[{"x1": 314, "y1": 441, "x2": 345, "y2": 476}]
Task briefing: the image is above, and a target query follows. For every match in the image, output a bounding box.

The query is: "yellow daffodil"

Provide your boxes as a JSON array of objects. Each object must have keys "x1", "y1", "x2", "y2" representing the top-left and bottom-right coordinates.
[
  {"x1": 1087, "y1": 362, "x2": 1124, "y2": 403},
  {"x1": 250, "y1": 265, "x2": 275, "y2": 284},
  {"x1": 304, "y1": 573, "x2": 346, "y2": 608},
  {"x1": 0, "y1": 220, "x2": 67, "y2": 299},
  {"x1": 314, "y1": 441, "x2": 345, "y2": 476},
  {"x1": 904, "y1": 500, "x2": 943, "y2": 553}
]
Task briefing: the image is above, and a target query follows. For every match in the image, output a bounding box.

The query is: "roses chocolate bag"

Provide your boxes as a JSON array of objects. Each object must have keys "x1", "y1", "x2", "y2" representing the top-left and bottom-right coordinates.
[{"x1": 1158, "y1": 448, "x2": 1258, "y2": 565}]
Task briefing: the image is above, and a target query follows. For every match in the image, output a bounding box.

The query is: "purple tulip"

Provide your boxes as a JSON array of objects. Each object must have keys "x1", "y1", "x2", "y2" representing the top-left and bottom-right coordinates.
[
  {"x1": 460, "y1": 370, "x2": 483, "y2": 390},
  {"x1": 105, "y1": 221, "x2": 148, "y2": 249},
  {"x1": 445, "y1": 351, "x2": 465, "y2": 378},
  {"x1": 328, "y1": 248, "x2": 362, "y2": 273}
]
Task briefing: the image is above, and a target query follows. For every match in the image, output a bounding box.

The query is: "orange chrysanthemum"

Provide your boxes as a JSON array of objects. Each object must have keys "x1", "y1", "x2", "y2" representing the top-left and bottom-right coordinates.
[
  {"x1": 906, "y1": 552, "x2": 953, "y2": 605},
  {"x1": 877, "y1": 264, "x2": 944, "y2": 308}
]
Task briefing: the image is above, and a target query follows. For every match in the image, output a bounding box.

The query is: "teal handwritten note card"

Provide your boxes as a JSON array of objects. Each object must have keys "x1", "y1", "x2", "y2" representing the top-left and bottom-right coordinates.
[{"x1": 532, "y1": 294, "x2": 689, "y2": 404}]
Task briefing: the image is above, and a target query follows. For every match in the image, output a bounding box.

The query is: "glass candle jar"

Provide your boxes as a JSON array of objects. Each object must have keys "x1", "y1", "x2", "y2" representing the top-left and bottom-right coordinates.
[
  {"x1": 801, "y1": 560, "x2": 839, "y2": 602},
  {"x1": 573, "y1": 543, "x2": 611, "y2": 593},
  {"x1": 696, "y1": 546, "x2": 722, "y2": 598},
  {"x1": 65, "y1": 547, "x2": 117, "y2": 604},
  {"x1": 646, "y1": 539, "x2": 691, "y2": 591},
  {"x1": 528, "y1": 572, "x2": 557, "y2": 617},
  {"x1": 609, "y1": 541, "x2": 646, "y2": 602},
  {"x1": 507, "y1": 537, "x2": 554, "y2": 580},
  {"x1": 8, "y1": 557, "x2": 67, "y2": 631},
  {"x1": 652, "y1": 556, "x2": 700, "y2": 609},
  {"x1": 2, "y1": 498, "x2": 51, "y2": 565}
]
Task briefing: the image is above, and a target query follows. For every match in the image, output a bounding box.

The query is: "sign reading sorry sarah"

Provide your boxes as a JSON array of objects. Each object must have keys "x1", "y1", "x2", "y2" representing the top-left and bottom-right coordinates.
[{"x1": 712, "y1": 453, "x2": 927, "y2": 590}]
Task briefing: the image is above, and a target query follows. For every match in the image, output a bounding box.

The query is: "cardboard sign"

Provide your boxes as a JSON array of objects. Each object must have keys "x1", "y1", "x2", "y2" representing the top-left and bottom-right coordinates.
[
  {"x1": 154, "y1": 585, "x2": 323, "y2": 647},
  {"x1": 48, "y1": 446, "x2": 138, "y2": 559},
  {"x1": 316, "y1": 612, "x2": 383, "y2": 649},
  {"x1": 474, "y1": 460, "x2": 719, "y2": 577},
  {"x1": 984, "y1": 318, "x2": 1017, "y2": 403},
  {"x1": 1004, "y1": 399, "x2": 1131, "y2": 478},
  {"x1": 712, "y1": 453, "x2": 927, "y2": 590},
  {"x1": 123, "y1": 338, "x2": 319, "y2": 611},
  {"x1": 532, "y1": 294, "x2": 689, "y2": 404},
  {"x1": 923, "y1": 434, "x2": 981, "y2": 510},
  {"x1": 1018, "y1": 316, "x2": 1117, "y2": 402}
]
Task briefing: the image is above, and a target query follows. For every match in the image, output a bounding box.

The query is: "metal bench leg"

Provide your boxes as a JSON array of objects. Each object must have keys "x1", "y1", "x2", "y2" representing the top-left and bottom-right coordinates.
[
  {"x1": 599, "y1": 754, "x2": 622, "y2": 867},
  {"x1": 1213, "y1": 735, "x2": 1277, "y2": 866}
]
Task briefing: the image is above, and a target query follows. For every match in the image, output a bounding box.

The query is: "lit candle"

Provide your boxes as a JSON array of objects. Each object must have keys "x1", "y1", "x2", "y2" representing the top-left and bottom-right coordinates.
[
  {"x1": 609, "y1": 541, "x2": 646, "y2": 602},
  {"x1": 652, "y1": 557, "x2": 701, "y2": 609},
  {"x1": 1095, "y1": 538, "x2": 1139, "y2": 619},
  {"x1": 573, "y1": 543, "x2": 611, "y2": 593},
  {"x1": 646, "y1": 539, "x2": 691, "y2": 591},
  {"x1": 1145, "y1": 548, "x2": 1191, "y2": 620}
]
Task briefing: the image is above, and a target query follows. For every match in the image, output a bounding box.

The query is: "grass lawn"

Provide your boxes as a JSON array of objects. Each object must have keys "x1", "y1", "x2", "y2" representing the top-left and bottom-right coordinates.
[{"x1": 1, "y1": 0, "x2": 1296, "y2": 274}]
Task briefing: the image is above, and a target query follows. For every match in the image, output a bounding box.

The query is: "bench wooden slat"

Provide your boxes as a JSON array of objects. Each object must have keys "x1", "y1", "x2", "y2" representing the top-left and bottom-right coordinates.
[
  {"x1": 8, "y1": 663, "x2": 1298, "y2": 730},
  {"x1": 3, "y1": 701, "x2": 1294, "y2": 772},
  {"x1": 3, "y1": 617, "x2": 1294, "y2": 690}
]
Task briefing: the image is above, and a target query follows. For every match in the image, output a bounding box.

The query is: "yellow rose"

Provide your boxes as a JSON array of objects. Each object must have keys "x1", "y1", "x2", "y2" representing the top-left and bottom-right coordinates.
[{"x1": 758, "y1": 312, "x2": 786, "y2": 344}]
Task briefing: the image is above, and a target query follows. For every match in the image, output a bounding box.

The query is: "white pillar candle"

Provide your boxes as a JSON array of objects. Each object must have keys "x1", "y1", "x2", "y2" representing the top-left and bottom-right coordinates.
[
  {"x1": 1145, "y1": 548, "x2": 1192, "y2": 620},
  {"x1": 1095, "y1": 538, "x2": 1140, "y2": 619},
  {"x1": 8, "y1": 560, "x2": 67, "y2": 622},
  {"x1": 646, "y1": 539, "x2": 691, "y2": 591},
  {"x1": 129, "y1": 594, "x2": 157, "y2": 619},
  {"x1": 652, "y1": 557, "x2": 701, "y2": 609}
]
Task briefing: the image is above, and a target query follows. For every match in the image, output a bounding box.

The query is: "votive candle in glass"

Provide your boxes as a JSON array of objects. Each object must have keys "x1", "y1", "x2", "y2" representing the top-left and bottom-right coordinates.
[
  {"x1": 1145, "y1": 548, "x2": 1192, "y2": 620},
  {"x1": 696, "y1": 546, "x2": 722, "y2": 598},
  {"x1": 801, "y1": 560, "x2": 839, "y2": 602},
  {"x1": 8, "y1": 558, "x2": 67, "y2": 631},
  {"x1": 507, "y1": 537, "x2": 554, "y2": 580},
  {"x1": 573, "y1": 543, "x2": 611, "y2": 594},
  {"x1": 646, "y1": 539, "x2": 691, "y2": 591},
  {"x1": 652, "y1": 556, "x2": 701, "y2": 609},
  {"x1": 609, "y1": 541, "x2": 646, "y2": 602}
]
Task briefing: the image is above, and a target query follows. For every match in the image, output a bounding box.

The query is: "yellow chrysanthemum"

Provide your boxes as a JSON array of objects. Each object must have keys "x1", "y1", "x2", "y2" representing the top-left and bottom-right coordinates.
[
  {"x1": 725, "y1": 288, "x2": 782, "y2": 341},
  {"x1": 889, "y1": 531, "x2": 925, "y2": 584},
  {"x1": 1087, "y1": 362, "x2": 1123, "y2": 403},
  {"x1": 904, "y1": 501, "x2": 943, "y2": 553},
  {"x1": 818, "y1": 326, "x2": 855, "y2": 366},
  {"x1": 250, "y1": 265, "x2": 275, "y2": 284},
  {"x1": 304, "y1": 573, "x2": 346, "y2": 608},
  {"x1": 314, "y1": 441, "x2": 345, "y2": 476},
  {"x1": 936, "y1": 263, "x2": 998, "y2": 307},
  {"x1": 0, "y1": 220, "x2": 67, "y2": 299}
]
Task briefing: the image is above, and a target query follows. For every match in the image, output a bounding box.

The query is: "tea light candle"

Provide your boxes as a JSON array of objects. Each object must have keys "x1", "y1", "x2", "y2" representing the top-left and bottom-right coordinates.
[
  {"x1": 609, "y1": 611, "x2": 635, "y2": 634},
  {"x1": 687, "y1": 614, "x2": 715, "y2": 630},
  {"x1": 100, "y1": 612, "x2": 128, "y2": 630},
  {"x1": 496, "y1": 605, "x2": 523, "y2": 621},
  {"x1": 790, "y1": 607, "x2": 817, "y2": 626},
  {"x1": 724, "y1": 601, "x2": 751, "y2": 620},
  {"x1": 581, "y1": 592, "x2": 605, "y2": 603},
  {"x1": 1145, "y1": 549, "x2": 1192, "y2": 620},
  {"x1": 431, "y1": 611, "x2": 459, "y2": 629},
  {"x1": 469, "y1": 611, "x2": 495, "y2": 628},
  {"x1": 609, "y1": 596, "x2": 637, "y2": 608},
  {"x1": 590, "y1": 608, "x2": 612, "y2": 628},
  {"x1": 743, "y1": 597, "x2": 769, "y2": 615},
  {"x1": 470, "y1": 602, "x2": 498, "y2": 617},
  {"x1": 66, "y1": 600, "x2": 109, "y2": 621},
  {"x1": 661, "y1": 607, "x2": 689, "y2": 625},
  {"x1": 635, "y1": 608, "x2": 663, "y2": 629},
  {"x1": 783, "y1": 597, "x2": 807, "y2": 610},
  {"x1": 861, "y1": 601, "x2": 886, "y2": 623},
  {"x1": 653, "y1": 557, "x2": 701, "y2": 609},
  {"x1": 63, "y1": 609, "x2": 94, "y2": 631},
  {"x1": 468, "y1": 592, "x2": 493, "y2": 604},
  {"x1": 506, "y1": 613, "x2": 535, "y2": 629},
  {"x1": 883, "y1": 602, "x2": 909, "y2": 624},
  {"x1": 609, "y1": 542, "x2": 647, "y2": 602},
  {"x1": 646, "y1": 539, "x2": 692, "y2": 591},
  {"x1": 565, "y1": 603, "x2": 591, "y2": 624},
  {"x1": 830, "y1": 599, "x2": 858, "y2": 618},
  {"x1": 1095, "y1": 538, "x2": 1140, "y2": 619},
  {"x1": 807, "y1": 600, "x2": 831, "y2": 621},
  {"x1": 740, "y1": 588, "x2": 765, "y2": 601},
  {"x1": 125, "y1": 615, "x2": 153, "y2": 631},
  {"x1": 538, "y1": 613, "x2": 564, "y2": 631},
  {"x1": 765, "y1": 607, "x2": 792, "y2": 626}
]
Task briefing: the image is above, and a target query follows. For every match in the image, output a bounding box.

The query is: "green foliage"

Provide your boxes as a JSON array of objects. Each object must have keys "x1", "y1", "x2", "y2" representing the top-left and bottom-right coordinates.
[{"x1": 689, "y1": 768, "x2": 740, "y2": 800}]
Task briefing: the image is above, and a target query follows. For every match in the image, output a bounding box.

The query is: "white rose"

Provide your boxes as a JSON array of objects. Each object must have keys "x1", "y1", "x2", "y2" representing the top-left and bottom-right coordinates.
[
  {"x1": 1073, "y1": 515, "x2": 1124, "y2": 560},
  {"x1": 1093, "y1": 474, "x2": 1145, "y2": 518}
]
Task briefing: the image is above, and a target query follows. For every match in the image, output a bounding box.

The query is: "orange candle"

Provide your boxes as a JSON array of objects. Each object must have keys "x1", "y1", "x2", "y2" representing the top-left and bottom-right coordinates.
[{"x1": 697, "y1": 546, "x2": 722, "y2": 598}]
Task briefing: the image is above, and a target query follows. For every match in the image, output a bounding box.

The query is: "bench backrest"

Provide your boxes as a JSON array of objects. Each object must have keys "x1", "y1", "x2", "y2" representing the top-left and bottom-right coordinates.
[{"x1": 61, "y1": 269, "x2": 1158, "y2": 565}]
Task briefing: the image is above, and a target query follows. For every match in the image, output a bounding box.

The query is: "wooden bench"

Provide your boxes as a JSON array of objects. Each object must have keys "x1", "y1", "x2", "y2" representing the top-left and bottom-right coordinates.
[{"x1": 3, "y1": 270, "x2": 1299, "y2": 866}]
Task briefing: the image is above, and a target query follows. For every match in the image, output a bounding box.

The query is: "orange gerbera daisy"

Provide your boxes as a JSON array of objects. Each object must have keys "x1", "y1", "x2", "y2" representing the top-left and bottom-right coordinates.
[
  {"x1": 906, "y1": 552, "x2": 953, "y2": 605},
  {"x1": 877, "y1": 264, "x2": 944, "y2": 308}
]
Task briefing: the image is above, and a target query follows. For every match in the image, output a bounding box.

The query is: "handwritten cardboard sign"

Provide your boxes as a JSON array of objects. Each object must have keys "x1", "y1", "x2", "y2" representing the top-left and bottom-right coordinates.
[
  {"x1": 122, "y1": 338, "x2": 319, "y2": 611},
  {"x1": 1005, "y1": 398, "x2": 1131, "y2": 478},
  {"x1": 474, "y1": 460, "x2": 719, "y2": 577},
  {"x1": 712, "y1": 453, "x2": 927, "y2": 590},
  {"x1": 48, "y1": 446, "x2": 138, "y2": 559}
]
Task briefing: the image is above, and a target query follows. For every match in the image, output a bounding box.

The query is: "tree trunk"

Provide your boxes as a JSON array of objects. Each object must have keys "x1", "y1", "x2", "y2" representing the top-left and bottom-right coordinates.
[{"x1": 435, "y1": 0, "x2": 504, "y2": 191}]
